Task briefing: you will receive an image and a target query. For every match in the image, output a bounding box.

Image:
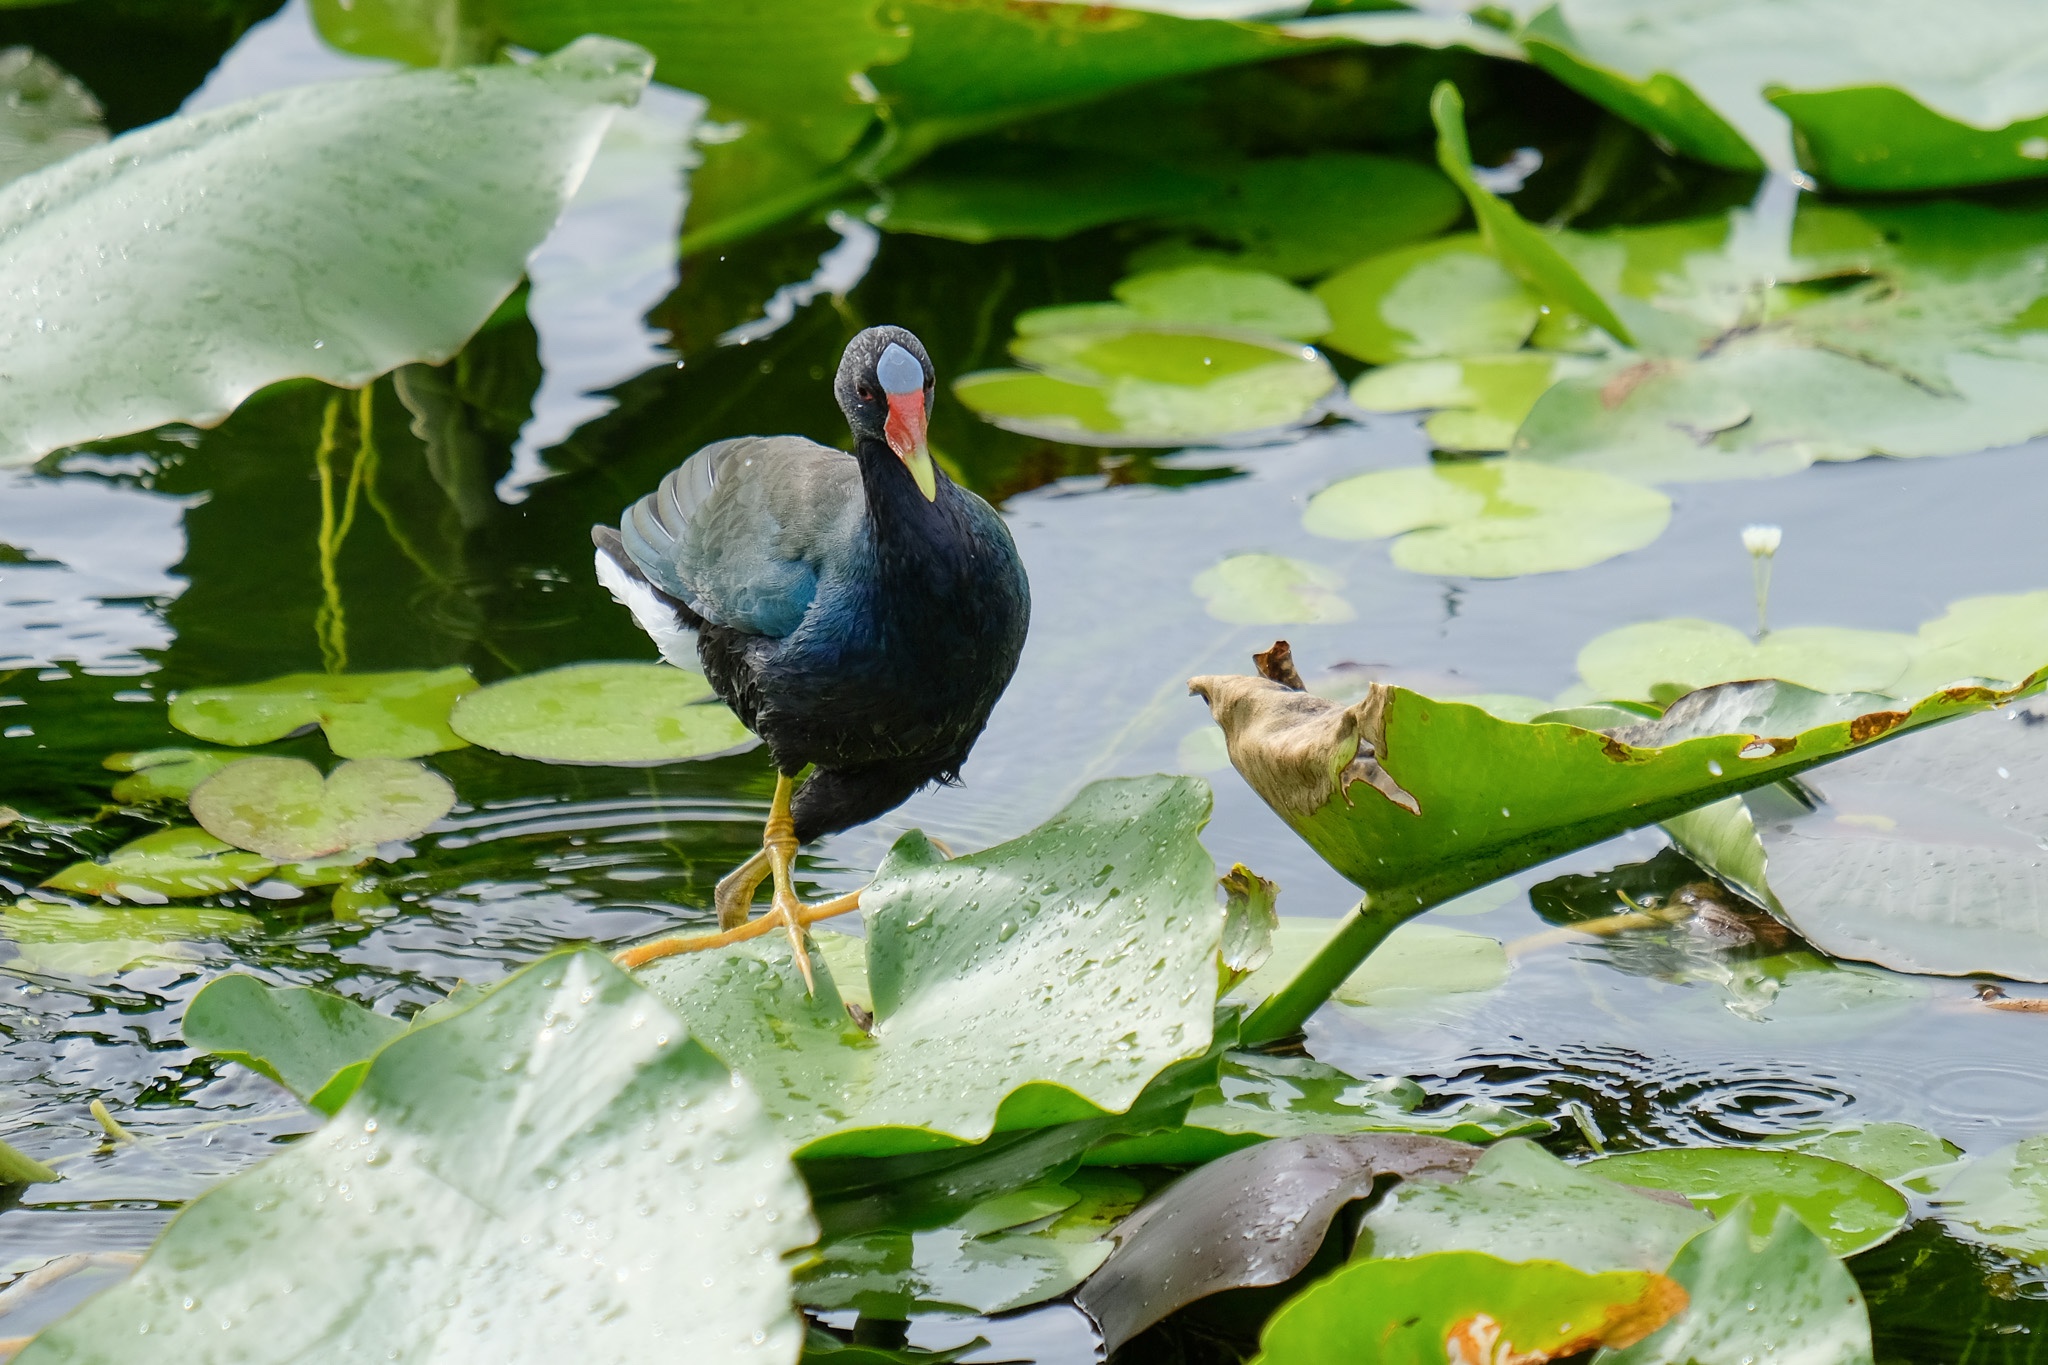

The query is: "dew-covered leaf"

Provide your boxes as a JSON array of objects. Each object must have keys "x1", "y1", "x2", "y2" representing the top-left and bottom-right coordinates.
[
  {"x1": 1770, "y1": 1123, "x2": 1964, "y2": 1188},
  {"x1": 448, "y1": 662, "x2": 755, "y2": 765},
  {"x1": 1077, "y1": 1133, "x2": 1481, "y2": 1352},
  {"x1": 0, "y1": 47, "x2": 104, "y2": 186},
  {"x1": 1191, "y1": 554, "x2": 1353, "y2": 625},
  {"x1": 799, "y1": 1170, "x2": 1143, "y2": 1318},
  {"x1": 169, "y1": 668, "x2": 477, "y2": 759},
  {"x1": 1317, "y1": 234, "x2": 1541, "y2": 365},
  {"x1": 1251, "y1": 1250, "x2": 1686, "y2": 1365},
  {"x1": 1302, "y1": 460, "x2": 1670, "y2": 577},
  {"x1": 40, "y1": 826, "x2": 276, "y2": 903},
  {"x1": 189, "y1": 756, "x2": 455, "y2": 862},
  {"x1": 0, "y1": 901, "x2": 261, "y2": 977},
  {"x1": 1350, "y1": 353, "x2": 1599, "y2": 453},
  {"x1": 1356, "y1": 1138, "x2": 1710, "y2": 1273},
  {"x1": 17, "y1": 951, "x2": 815, "y2": 1364},
  {"x1": 103, "y1": 748, "x2": 247, "y2": 804},
  {"x1": 1931, "y1": 1135, "x2": 2048, "y2": 1264},
  {"x1": 1219, "y1": 863, "x2": 1279, "y2": 990},
  {"x1": 1597, "y1": 1202, "x2": 1875, "y2": 1365},
  {"x1": 0, "y1": 39, "x2": 649, "y2": 467},
  {"x1": 1584, "y1": 1147, "x2": 1909, "y2": 1258},
  {"x1": 630, "y1": 777, "x2": 1223, "y2": 1155},
  {"x1": 184, "y1": 973, "x2": 409, "y2": 1116}
]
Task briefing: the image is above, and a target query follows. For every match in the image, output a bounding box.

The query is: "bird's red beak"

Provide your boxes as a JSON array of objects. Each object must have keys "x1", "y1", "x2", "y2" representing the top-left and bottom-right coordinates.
[{"x1": 885, "y1": 391, "x2": 938, "y2": 502}]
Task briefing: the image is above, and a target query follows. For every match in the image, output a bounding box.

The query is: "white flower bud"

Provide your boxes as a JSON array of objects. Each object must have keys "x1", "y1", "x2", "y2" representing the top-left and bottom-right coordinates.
[{"x1": 1742, "y1": 524, "x2": 1782, "y2": 558}]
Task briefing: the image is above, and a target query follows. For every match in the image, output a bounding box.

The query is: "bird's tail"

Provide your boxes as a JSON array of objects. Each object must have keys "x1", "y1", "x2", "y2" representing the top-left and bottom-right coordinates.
[{"x1": 592, "y1": 526, "x2": 700, "y2": 671}]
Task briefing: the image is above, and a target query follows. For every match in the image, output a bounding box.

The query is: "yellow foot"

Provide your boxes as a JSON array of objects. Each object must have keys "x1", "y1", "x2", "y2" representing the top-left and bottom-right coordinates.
[
  {"x1": 612, "y1": 889, "x2": 863, "y2": 971},
  {"x1": 715, "y1": 848, "x2": 771, "y2": 930}
]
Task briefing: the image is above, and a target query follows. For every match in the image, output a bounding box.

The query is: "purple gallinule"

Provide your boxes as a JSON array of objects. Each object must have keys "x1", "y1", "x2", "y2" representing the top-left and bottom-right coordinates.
[{"x1": 594, "y1": 326, "x2": 1030, "y2": 980}]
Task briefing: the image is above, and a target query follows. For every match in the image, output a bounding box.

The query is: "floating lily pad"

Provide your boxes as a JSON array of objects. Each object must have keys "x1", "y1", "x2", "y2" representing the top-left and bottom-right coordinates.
[
  {"x1": 1356, "y1": 1138, "x2": 1710, "y2": 1273},
  {"x1": 798, "y1": 1170, "x2": 1143, "y2": 1318},
  {"x1": 1, "y1": 901, "x2": 260, "y2": 977},
  {"x1": 448, "y1": 662, "x2": 755, "y2": 765},
  {"x1": 1584, "y1": 1147, "x2": 1909, "y2": 1257},
  {"x1": 170, "y1": 668, "x2": 477, "y2": 759},
  {"x1": 189, "y1": 757, "x2": 455, "y2": 861},
  {"x1": 1234, "y1": 919, "x2": 1510, "y2": 1011},
  {"x1": 956, "y1": 325, "x2": 1335, "y2": 447},
  {"x1": 1931, "y1": 1135, "x2": 2048, "y2": 1264},
  {"x1": 103, "y1": 748, "x2": 247, "y2": 804},
  {"x1": 1191, "y1": 555, "x2": 1353, "y2": 625},
  {"x1": 1302, "y1": 460, "x2": 1670, "y2": 577},
  {"x1": 0, "y1": 38, "x2": 650, "y2": 468},
  {"x1": 1021, "y1": 266, "x2": 1330, "y2": 342},
  {"x1": 1771, "y1": 1123, "x2": 1965, "y2": 1187},
  {"x1": 184, "y1": 973, "x2": 409, "y2": 1116},
  {"x1": 1603, "y1": 1202, "x2": 1876, "y2": 1365},
  {"x1": 19, "y1": 951, "x2": 815, "y2": 1364},
  {"x1": 1252, "y1": 1251, "x2": 1685, "y2": 1365},
  {"x1": 1317, "y1": 234, "x2": 1542, "y2": 365},
  {"x1": 41, "y1": 827, "x2": 277, "y2": 903},
  {"x1": 0, "y1": 47, "x2": 105, "y2": 187},
  {"x1": 632, "y1": 777, "x2": 1222, "y2": 1155},
  {"x1": 1351, "y1": 353, "x2": 1600, "y2": 453}
]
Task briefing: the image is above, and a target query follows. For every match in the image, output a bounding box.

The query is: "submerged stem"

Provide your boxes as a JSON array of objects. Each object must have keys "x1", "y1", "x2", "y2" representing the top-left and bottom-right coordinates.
[{"x1": 1240, "y1": 893, "x2": 1416, "y2": 1046}]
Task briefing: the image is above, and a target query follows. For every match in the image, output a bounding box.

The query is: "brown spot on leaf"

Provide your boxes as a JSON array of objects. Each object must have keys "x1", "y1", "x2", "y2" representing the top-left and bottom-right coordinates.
[
  {"x1": 1443, "y1": 1274, "x2": 1686, "y2": 1364},
  {"x1": 1738, "y1": 737, "x2": 1794, "y2": 759},
  {"x1": 1850, "y1": 710, "x2": 1907, "y2": 743},
  {"x1": 1600, "y1": 360, "x2": 1673, "y2": 410},
  {"x1": 1189, "y1": 674, "x2": 1419, "y2": 822},
  {"x1": 1600, "y1": 737, "x2": 1635, "y2": 762},
  {"x1": 1254, "y1": 639, "x2": 1306, "y2": 691}
]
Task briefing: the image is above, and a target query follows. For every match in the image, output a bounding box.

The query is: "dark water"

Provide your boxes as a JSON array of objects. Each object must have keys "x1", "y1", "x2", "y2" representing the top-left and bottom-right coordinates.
[{"x1": 4, "y1": 4, "x2": 2048, "y2": 1359}]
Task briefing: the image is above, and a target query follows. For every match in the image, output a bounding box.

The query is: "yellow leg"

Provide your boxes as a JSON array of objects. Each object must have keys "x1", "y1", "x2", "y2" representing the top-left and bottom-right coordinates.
[
  {"x1": 715, "y1": 848, "x2": 771, "y2": 930},
  {"x1": 613, "y1": 889, "x2": 862, "y2": 970},
  {"x1": 761, "y1": 773, "x2": 816, "y2": 994}
]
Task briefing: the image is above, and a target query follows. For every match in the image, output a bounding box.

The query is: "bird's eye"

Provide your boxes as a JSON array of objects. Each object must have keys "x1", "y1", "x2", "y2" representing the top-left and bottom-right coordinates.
[{"x1": 856, "y1": 384, "x2": 876, "y2": 402}]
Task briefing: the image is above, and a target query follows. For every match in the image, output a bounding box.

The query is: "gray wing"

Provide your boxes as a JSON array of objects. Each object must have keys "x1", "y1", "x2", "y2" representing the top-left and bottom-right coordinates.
[{"x1": 620, "y1": 435, "x2": 863, "y2": 639}]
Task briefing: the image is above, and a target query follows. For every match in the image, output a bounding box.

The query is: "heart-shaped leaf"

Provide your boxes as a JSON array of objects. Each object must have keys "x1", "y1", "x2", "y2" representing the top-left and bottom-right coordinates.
[
  {"x1": 1192, "y1": 555, "x2": 1354, "y2": 626},
  {"x1": 1317, "y1": 234, "x2": 1541, "y2": 365},
  {"x1": 189, "y1": 756, "x2": 455, "y2": 861},
  {"x1": 170, "y1": 668, "x2": 477, "y2": 759},
  {"x1": 20, "y1": 951, "x2": 815, "y2": 1363},
  {"x1": 1349, "y1": 352, "x2": 1598, "y2": 453},
  {"x1": 1584, "y1": 1147, "x2": 1909, "y2": 1258},
  {"x1": 41, "y1": 827, "x2": 277, "y2": 903},
  {"x1": 184, "y1": 973, "x2": 409, "y2": 1116},
  {"x1": 448, "y1": 662, "x2": 755, "y2": 765}
]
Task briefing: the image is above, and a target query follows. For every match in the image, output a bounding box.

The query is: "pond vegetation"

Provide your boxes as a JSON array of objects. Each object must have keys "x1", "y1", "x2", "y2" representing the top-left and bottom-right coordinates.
[{"x1": 4, "y1": 1, "x2": 2048, "y2": 1360}]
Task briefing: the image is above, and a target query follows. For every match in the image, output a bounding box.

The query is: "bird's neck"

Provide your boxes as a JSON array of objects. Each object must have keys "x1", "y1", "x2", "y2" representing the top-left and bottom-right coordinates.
[{"x1": 854, "y1": 436, "x2": 957, "y2": 574}]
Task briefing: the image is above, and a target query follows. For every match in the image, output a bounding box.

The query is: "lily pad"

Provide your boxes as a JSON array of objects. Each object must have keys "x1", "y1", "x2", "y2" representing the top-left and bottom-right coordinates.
[
  {"x1": 1771, "y1": 1123, "x2": 1965, "y2": 1188},
  {"x1": 0, "y1": 38, "x2": 650, "y2": 467},
  {"x1": 169, "y1": 668, "x2": 477, "y2": 759},
  {"x1": 1667, "y1": 701, "x2": 2048, "y2": 981},
  {"x1": 1356, "y1": 1138, "x2": 1711, "y2": 1273},
  {"x1": 1931, "y1": 1135, "x2": 2048, "y2": 1264},
  {"x1": 1351, "y1": 353, "x2": 1600, "y2": 453},
  {"x1": 1317, "y1": 234, "x2": 1542, "y2": 365},
  {"x1": 103, "y1": 748, "x2": 247, "y2": 804},
  {"x1": 1191, "y1": 555, "x2": 1354, "y2": 625},
  {"x1": 19, "y1": 951, "x2": 815, "y2": 1364},
  {"x1": 798, "y1": 1170, "x2": 1144, "y2": 1318},
  {"x1": 1584, "y1": 1147, "x2": 1909, "y2": 1257},
  {"x1": 1302, "y1": 460, "x2": 1670, "y2": 577},
  {"x1": 189, "y1": 756, "x2": 455, "y2": 861},
  {"x1": 1233, "y1": 919, "x2": 1510, "y2": 1011},
  {"x1": 1078, "y1": 1133, "x2": 1481, "y2": 1352},
  {"x1": 1251, "y1": 1251, "x2": 1686, "y2": 1365},
  {"x1": 957, "y1": 324, "x2": 1336, "y2": 447},
  {"x1": 0, "y1": 47, "x2": 105, "y2": 186},
  {"x1": 1601, "y1": 1202, "x2": 1876, "y2": 1365},
  {"x1": 448, "y1": 662, "x2": 755, "y2": 765},
  {"x1": 1022, "y1": 266, "x2": 1330, "y2": 341},
  {"x1": 1188, "y1": 667, "x2": 2044, "y2": 1043},
  {"x1": 0, "y1": 901, "x2": 261, "y2": 977},
  {"x1": 184, "y1": 973, "x2": 408, "y2": 1116},
  {"x1": 41, "y1": 827, "x2": 276, "y2": 903},
  {"x1": 633, "y1": 776, "x2": 1224, "y2": 1155}
]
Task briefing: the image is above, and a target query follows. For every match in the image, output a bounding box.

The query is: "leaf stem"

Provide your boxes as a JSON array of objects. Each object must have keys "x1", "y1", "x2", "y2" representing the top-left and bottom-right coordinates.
[{"x1": 1240, "y1": 893, "x2": 1415, "y2": 1045}]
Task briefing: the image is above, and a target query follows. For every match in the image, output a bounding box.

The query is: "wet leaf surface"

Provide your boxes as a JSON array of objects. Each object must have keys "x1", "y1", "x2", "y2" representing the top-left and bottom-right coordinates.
[
  {"x1": 188, "y1": 755, "x2": 455, "y2": 861},
  {"x1": 1077, "y1": 1132, "x2": 1481, "y2": 1351},
  {"x1": 1931, "y1": 1136, "x2": 2048, "y2": 1264},
  {"x1": 1585, "y1": 1147, "x2": 1910, "y2": 1258},
  {"x1": 40, "y1": 826, "x2": 275, "y2": 902},
  {"x1": 0, "y1": 900, "x2": 260, "y2": 977},
  {"x1": 16, "y1": 951, "x2": 816, "y2": 1363},
  {"x1": 169, "y1": 668, "x2": 477, "y2": 759},
  {"x1": 183, "y1": 973, "x2": 408, "y2": 1116},
  {"x1": 1317, "y1": 234, "x2": 1541, "y2": 365},
  {"x1": 448, "y1": 661, "x2": 755, "y2": 765},
  {"x1": 101, "y1": 748, "x2": 246, "y2": 804},
  {"x1": 1351, "y1": 352, "x2": 1596, "y2": 453},
  {"x1": 0, "y1": 47, "x2": 105, "y2": 186}
]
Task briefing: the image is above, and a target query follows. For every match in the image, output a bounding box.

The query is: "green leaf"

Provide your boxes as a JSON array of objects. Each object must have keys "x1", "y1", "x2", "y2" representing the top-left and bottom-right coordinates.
[
  {"x1": 1931, "y1": 1135, "x2": 2048, "y2": 1264},
  {"x1": 1583, "y1": 1147, "x2": 1909, "y2": 1258},
  {"x1": 1190, "y1": 669, "x2": 2045, "y2": 1043},
  {"x1": 1770, "y1": 1123, "x2": 1964, "y2": 1188},
  {"x1": 1317, "y1": 234, "x2": 1542, "y2": 365},
  {"x1": 1350, "y1": 353, "x2": 1598, "y2": 453},
  {"x1": 1430, "y1": 82, "x2": 1635, "y2": 345},
  {"x1": 448, "y1": 662, "x2": 756, "y2": 765},
  {"x1": 1302, "y1": 460, "x2": 1670, "y2": 577},
  {"x1": 1108, "y1": 266, "x2": 1331, "y2": 340},
  {"x1": 877, "y1": 146, "x2": 1216, "y2": 243},
  {"x1": 40, "y1": 826, "x2": 276, "y2": 902},
  {"x1": 1251, "y1": 1250, "x2": 1686, "y2": 1365},
  {"x1": 103, "y1": 748, "x2": 246, "y2": 804},
  {"x1": 1771, "y1": 84, "x2": 2048, "y2": 192},
  {"x1": 1078, "y1": 1133, "x2": 1482, "y2": 1352},
  {"x1": 1597, "y1": 1202, "x2": 1876, "y2": 1365},
  {"x1": 0, "y1": 38, "x2": 650, "y2": 467},
  {"x1": 1666, "y1": 701, "x2": 2048, "y2": 981},
  {"x1": 1234, "y1": 919, "x2": 1509, "y2": 1011},
  {"x1": 797, "y1": 1170, "x2": 1143, "y2": 1317},
  {"x1": 184, "y1": 973, "x2": 409, "y2": 1115},
  {"x1": 0, "y1": 901, "x2": 261, "y2": 977},
  {"x1": 169, "y1": 668, "x2": 478, "y2": 759},
  {"x1": 631, "y1": 776, "x2": 1223, "y2": 1155},
  {"x1": 18, "y1": 951, "x2": 816, "y2": 1364},
  {"x1": 1219, "y1": 863, "x2": 1279, "y2": 989},
  {"x1": 189, "y1": 756, "x2": 455, "y2": 861},
  {"x1": 1191, "y1": 555, "x2": 1354, "y2": 625},
  {"x1": 1356, "y1": 1138, "x2": 1710, "y2": 1273},
  {"x1": 0, "y1": 47, "x2": 104, "y2": 186}
]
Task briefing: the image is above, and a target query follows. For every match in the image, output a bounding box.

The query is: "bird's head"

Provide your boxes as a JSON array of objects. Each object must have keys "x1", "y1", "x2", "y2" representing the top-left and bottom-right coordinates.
[{"x1": 837, "y1": 325, "x2": 938, "y2": 502}]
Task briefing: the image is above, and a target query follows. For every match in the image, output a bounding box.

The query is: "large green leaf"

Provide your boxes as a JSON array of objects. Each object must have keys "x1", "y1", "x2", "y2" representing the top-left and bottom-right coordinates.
[
  {"x1": 1356, "y1": 1138, "x2": 1710, "y2": 1273},
  {"x1": 1316, "y1": 234, "x2": 1541, "y2": 365},
  {"x1": 1189, "y1": 667, "x2": 2045, "y2": 1042},
  {"x1": 0, "y1": 38, "x2": 649, "y2": 467},
  {"x1": 169, "y1": 669, "x2": 477, "y2": 759},
  {"x1": 1584, "y1": 1148, "x2": 1909, "y2": 1258},
  {"x1": 1251, "y1": 1251, "x2": 1686, "y2": 1365},
  {"x1": 19, "y1": 951, "x2": 815, "y2": 1362},
  {"x1": 1666, "y1": 701, "x2": 2048, "y2": 981},
  {"x1": 631, "y1": 776, "x2": 1224, "y2": 1155},
  {"x1": 448, "y1": 662, "x2": 756, "y2": 765},
  {"x1": 41, "y1": 826, "x2": 276, "y2": 902},
  {"x1": 1931, "y1": 1136, "x2": 2048, "y2": 1264},
  {"x1": 189, "y1": 756, "x2": 455, "y2": 861},
  {"x1": 1190, "y1": 555, "x2": 1354, "y2": 626},
  {"x1": 1350, "y1": 353, "x2": 1598, "y2": 454},
  {"x1": 1598, "y1": 1203, "x2": 1876, "y2": 1365},
  {"x1": 183, "y1": 973, "x2": 409, "y2": 1116}
]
